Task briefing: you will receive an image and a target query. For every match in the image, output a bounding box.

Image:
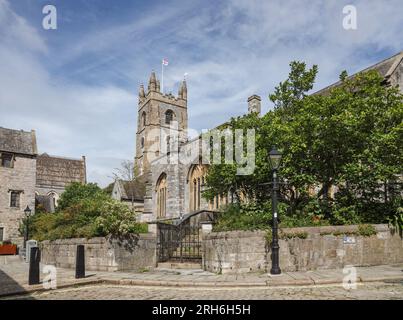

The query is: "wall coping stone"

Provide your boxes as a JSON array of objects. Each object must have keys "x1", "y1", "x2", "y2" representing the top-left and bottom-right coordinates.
[
  {"x1": 205, "y1": 224, "x2": 390, "y2": 240},
  {"x1": 40, "y1": 233, "x2": 154, "y2": 245}
]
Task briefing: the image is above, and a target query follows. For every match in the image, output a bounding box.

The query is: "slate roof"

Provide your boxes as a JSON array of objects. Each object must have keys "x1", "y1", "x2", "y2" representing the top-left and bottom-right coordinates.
[
  {"x1": 36, "y1": 153, "x2": 86, "y2": 189},
  {"x1": 118, "y1": 177, "x2": 146, "y2": 201},
  {"x1": 0, "y1": 127, "x2": 37, "y2": 155},
  {"x1": 314, "y1": 51, "x2": 403, "y2": 96}
]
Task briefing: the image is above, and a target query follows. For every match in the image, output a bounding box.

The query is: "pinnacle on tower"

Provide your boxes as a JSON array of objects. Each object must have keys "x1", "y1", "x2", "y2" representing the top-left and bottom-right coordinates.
[
  {"x1": 156, "y1": 80, "x2": 161, "y2": 92},
  {"x1": 148, "y1": 71, "x2": 157, "y2": 92},
  {"x1": 139, "y1": 84, "x2": 145, "y2": 102},
  {"x1": 181, "y1": 79, "x2": 187, "y2": 100}
]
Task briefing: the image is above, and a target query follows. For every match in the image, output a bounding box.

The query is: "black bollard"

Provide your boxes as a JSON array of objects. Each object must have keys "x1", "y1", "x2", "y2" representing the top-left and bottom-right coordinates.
[
  {"x1": 28, "y1": 247, "x2": 40, "y2": 285},
  {"x1": 75, "y1": 245, "x2": 85, "y2": 279}
]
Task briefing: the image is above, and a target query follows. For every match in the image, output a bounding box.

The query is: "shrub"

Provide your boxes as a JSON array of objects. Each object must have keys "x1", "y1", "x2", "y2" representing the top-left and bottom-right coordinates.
[
  {"x1": 28, "y1": 183, "x2": 147, "y2": 240},
  {"x1": 213, "y1": 203, "x2": 272, "y2": 232},
  {"x1": 280, "y1": 231, "x2": 308, "y2": 240},
  {"x1": 329, "y1": 205, "x2": 362, "y2": 225},
  {"x1": 94, "y1": 200, "x2": 148, "y2": 236},
  {"x1": 357, "y1": 224, "x2": 377, "y2": 237},
  {"x1": 388, "y1": 207, "x2": 403, "y2": 237},
  {"x1": 214, "y1": 200, "x2": 330, "y2": 232}
]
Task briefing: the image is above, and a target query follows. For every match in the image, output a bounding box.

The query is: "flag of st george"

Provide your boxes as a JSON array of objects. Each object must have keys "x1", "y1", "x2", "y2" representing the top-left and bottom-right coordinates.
[{"x1": 162, "y1": 58, "x2": 169, "y2": 66}]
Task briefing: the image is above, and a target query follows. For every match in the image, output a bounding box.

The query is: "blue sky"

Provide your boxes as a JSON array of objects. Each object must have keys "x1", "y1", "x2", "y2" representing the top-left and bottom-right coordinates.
[{"x1": 0, "y1": 0, "x2": 402, "y2": 186}]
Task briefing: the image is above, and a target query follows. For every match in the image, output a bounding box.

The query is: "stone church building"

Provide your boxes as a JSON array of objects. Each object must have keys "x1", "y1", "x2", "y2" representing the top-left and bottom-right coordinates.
[
  {"x1": 134, "y1": 51, "x2": 403, "y2": 223},
  {"x1": 134, "y1": 71, "x2": 261, "y2": 222}
]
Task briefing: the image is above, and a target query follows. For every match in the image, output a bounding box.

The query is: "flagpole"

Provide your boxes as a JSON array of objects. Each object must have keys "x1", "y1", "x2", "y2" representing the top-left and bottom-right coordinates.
[{"x1": 161, "y1": 61, "x2": 164, "y2": 94}]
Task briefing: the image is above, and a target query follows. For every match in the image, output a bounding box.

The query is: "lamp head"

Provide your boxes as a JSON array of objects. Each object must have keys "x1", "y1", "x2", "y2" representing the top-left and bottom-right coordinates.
[
  {"x1": 24, "y1": 205, "x2": 32, "y2": 217},
  {"x1": 268, "y1": 146, "x2": 282, "y2": 170}
]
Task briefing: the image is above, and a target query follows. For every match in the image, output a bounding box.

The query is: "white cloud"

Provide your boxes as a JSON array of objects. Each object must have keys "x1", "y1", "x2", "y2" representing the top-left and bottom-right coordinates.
[
  {"x1": 0, "y1": 1, "x2": 137, "y2": 187},
  {"x1": 0, "y1": 0, "x2": 402, "y2": 187},
  {"x1": 0, "y1": 0, "x2": 47, "y2": 53}
]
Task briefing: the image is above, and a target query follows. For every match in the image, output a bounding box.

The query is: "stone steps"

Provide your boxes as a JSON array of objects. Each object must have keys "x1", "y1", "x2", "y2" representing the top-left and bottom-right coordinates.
[{"x1": 157, "y1": 261, "x2": 202, "y2": 269}]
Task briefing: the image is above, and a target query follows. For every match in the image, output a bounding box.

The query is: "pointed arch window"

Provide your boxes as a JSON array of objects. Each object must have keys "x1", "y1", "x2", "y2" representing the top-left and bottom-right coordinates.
[
  {"x1": 156, "y1": 173, "x2": 167, "y2": 218},
  {"x1": 188, "y1": 164, "x2": 208, "y2": 212}
]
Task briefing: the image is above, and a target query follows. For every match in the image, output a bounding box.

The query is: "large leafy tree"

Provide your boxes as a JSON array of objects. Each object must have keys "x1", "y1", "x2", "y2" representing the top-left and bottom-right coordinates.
[{"x1": 204, "y1": 61, "x2": 403, "y2": 225}]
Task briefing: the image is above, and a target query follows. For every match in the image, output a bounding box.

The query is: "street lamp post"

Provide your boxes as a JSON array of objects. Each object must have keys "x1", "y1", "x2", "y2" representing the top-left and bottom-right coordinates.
[
  {"x1": 268, "y1": 147, "x2": 282, "y2": 275},
  {"x1": 23, "y1": 206, "x2": 32, "y2": 249}
]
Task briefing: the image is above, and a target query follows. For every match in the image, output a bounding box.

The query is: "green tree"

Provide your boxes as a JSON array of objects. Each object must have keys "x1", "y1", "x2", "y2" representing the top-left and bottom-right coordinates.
[
  {"x1": 205, "y1": 61, "x2": 403, "y2": 227},
  {"x1": 57, "y1": 182, "x2": 106, "y2": 211}
]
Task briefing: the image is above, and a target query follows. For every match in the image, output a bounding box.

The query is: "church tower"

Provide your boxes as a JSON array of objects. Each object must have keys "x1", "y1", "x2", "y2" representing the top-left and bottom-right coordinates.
[{"x1": 135, "y1": 71, "x2": 188, "y2": 175}]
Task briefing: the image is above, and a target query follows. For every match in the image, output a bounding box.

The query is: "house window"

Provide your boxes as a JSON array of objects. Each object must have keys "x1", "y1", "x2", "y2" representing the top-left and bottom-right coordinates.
[
  {"x1": 165, "y1": 110, "x2": 174, "y2": 124},
  {"x1": 0, "y1": 227, "x2": 4, "y2": 241},
  {"x1": 10, "y1": 191, "x2": 21, "y2": 208},
  {"x1": 1, "y1": 153, "x2": 14, "y2": 168}
]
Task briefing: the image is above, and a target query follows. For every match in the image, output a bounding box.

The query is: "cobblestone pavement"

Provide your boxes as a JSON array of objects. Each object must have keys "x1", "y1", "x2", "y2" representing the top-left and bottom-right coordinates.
[
  {"x1": 2, "y1": 255, "x2": 403, "y2": 299},
  {"x1": 4, "y1": 282, "x2": 403, "y2": 300}
]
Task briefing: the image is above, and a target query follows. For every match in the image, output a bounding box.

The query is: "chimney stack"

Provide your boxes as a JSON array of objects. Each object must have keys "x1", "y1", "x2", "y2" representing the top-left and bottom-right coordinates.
[{"x1": 247, "y1": 95, "x2": 261, "y2": 115}]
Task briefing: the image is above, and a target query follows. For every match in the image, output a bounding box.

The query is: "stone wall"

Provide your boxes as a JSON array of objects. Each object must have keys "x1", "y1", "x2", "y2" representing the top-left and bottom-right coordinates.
[
  {"x1": 203, "y1": 224, "x2": 403, "y2": 274},
  {"x1": 40, "y1": 234, "x2": 157, "y2": 272}
]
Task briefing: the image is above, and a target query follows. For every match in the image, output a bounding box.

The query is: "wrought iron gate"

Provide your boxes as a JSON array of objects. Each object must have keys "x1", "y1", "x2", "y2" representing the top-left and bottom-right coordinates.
[{"x1": 157, "y1": 218, "x2": 202, "y2": 262}]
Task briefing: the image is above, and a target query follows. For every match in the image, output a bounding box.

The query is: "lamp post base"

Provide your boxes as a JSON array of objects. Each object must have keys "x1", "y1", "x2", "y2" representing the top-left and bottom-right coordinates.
[{"x1": 270, "y1": 267, "x2": 282, "y2": 275}]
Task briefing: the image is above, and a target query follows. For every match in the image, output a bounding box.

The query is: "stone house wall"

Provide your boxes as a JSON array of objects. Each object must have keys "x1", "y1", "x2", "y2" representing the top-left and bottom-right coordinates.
[
  {"x1": 203, "y1": 224, "x2": 403, "y2": 274},
  {"x1": 40, "y1": 234, "x2": 157, "y2": 272},
  {"x1": 0, "y1": 155, "x2": 36, "y2": 246}
]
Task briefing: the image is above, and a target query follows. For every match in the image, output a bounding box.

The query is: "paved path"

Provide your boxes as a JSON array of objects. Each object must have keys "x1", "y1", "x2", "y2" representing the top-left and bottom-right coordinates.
[
  {"x1": 4, "y1": 282, "x2": 403, "y2": 300},
  {"x1": 1, "y1": 255, "x2": 403, "y2": 299}
]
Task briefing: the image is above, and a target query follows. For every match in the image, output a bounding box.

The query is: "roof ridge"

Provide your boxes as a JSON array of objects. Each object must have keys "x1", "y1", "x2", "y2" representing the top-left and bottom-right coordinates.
[
  {"x1": 313, "y1": 50, "x2": 403, "y2": 95},
  {"x1": 38, "y1": 153, "x2": 84, "y2": 161},
  {"x1": 384, "y1": 51, "x2": 403, "y2": 78},
  {"x1": 357, "y1": 51, "x2": 403, "y2": 76}
]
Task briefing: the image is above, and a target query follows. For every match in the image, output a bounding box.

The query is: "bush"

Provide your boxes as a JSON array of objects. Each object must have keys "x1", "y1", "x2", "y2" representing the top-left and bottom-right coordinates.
[
  {"x1": 357, "y1": 224, "x2": 377, "y2": 237},
  {"x1": 214, "y1": 200, "x2": 330, "y2": 232},
  {"x1": 213, "y1": 203, "x2": 272, "y2": 232},
  {"x1": 28, "y1": 183, "x2": 147, "y2": 240},
  {"x1": 94, "y1": 200, "x2": 148, "y2": 236},
  {"x1": 388, "y1": 208, "x2": 403, "y2": 237},
  {"x1": 330, "y1": 205, "x2": 362, "y2": 225}
]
